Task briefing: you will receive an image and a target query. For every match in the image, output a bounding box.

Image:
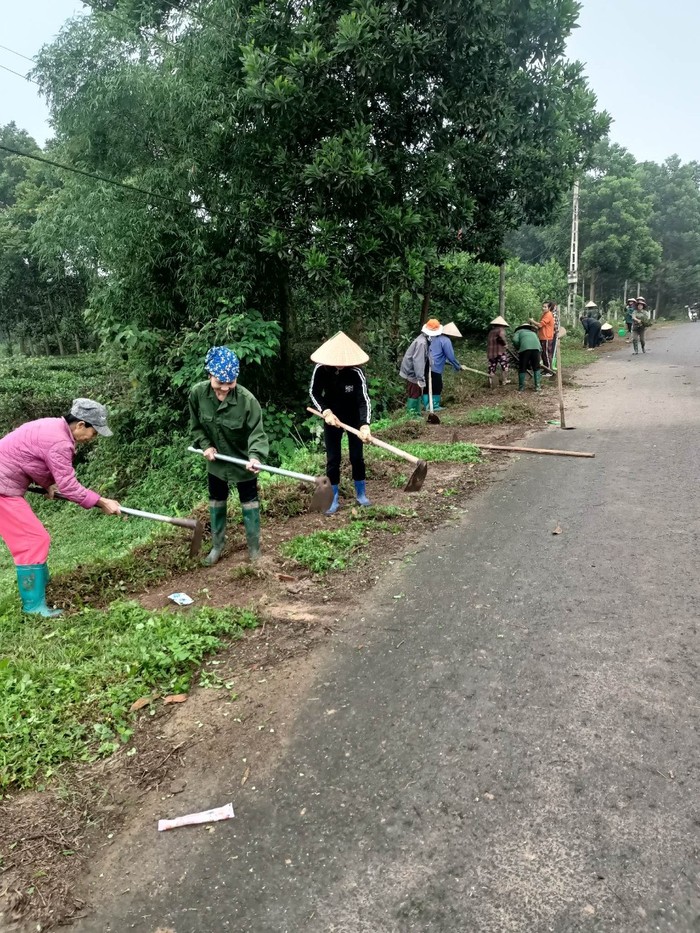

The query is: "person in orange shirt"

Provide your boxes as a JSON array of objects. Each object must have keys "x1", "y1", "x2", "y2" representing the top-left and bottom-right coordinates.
[{"x1": 531, "y1": 301, "x2": 556, "y2": 372}]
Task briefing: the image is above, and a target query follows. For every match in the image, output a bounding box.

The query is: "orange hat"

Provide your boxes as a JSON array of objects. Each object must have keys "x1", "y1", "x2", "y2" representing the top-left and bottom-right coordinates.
[{"x1": 421, "y1": 319, "x2": 443, "y2": 336}]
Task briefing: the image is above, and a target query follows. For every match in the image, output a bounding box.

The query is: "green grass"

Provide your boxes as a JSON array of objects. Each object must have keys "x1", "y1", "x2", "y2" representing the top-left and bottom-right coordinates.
[
  {"x1": 0, "y1": 602, "x2": 258, "y2": 791},
  {"x1": 368, "y1": 441, "x2": 481, "y2": 464},
  {"x1": 462, "y1": 405, "x2": 505, "y2": 425},
  {"x1": 281, "y1": 509, "x2": 407, "y2": 574}
]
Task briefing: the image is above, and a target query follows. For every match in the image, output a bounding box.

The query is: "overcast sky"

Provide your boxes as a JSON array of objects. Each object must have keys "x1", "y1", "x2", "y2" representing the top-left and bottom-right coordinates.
[{"x1": 1, "y1": 0, "x2": 699, "y2": 165}]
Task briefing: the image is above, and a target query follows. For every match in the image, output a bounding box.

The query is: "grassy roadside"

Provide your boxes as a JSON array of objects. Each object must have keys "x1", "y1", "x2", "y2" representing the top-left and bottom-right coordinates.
[{"x1": 0, "y1": 332, "x2": 602, "y2": 795}]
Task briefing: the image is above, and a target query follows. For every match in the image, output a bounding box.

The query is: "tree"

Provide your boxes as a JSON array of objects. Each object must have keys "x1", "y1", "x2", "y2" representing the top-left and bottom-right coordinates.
[
  {"x1": 31, "y1": 0, "x2": 607, "y2": 430},
  {"x1": 637, "y1": 156, "x2": 700, "y2": 313}
]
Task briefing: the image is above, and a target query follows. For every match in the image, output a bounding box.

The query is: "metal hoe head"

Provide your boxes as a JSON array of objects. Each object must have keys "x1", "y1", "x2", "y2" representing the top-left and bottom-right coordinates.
[
  {"x1": 189, "y1": 520, "x2": 205, "y2": 558},
  {"x1": 404, "y1": 460, "x2": 428, "y2": 492},
  {"x1": 310, "y1": 476, "x2": 334, "y2": 513},
  {"x1": 426, "y1": 412, "x2": 440, "y2": 425}
]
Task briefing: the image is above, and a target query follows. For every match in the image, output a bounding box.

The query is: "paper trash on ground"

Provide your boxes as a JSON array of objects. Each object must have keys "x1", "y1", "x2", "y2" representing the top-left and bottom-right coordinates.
[
  {"x1": 158, "y1": 803, "x2": 234, "y2": 832},
  {"x1": 168, "y1": 592, "x2": 194, "y2": 606}
]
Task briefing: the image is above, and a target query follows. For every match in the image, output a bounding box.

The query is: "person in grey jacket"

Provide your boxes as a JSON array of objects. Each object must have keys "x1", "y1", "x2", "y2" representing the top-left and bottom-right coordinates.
[{"x1": 399, "y1": 319, "x2": 442, "y2": 416}]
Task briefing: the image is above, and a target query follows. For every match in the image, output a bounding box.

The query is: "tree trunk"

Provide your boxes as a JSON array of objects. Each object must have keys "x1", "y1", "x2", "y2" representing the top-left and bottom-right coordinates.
[
  {"x1": 419, "y1": 266, "x2": 432, "y2": 327},
  {"x1": 391, "y1": 290, "x2": 401, "y2": 363},
  {"x1": 278, "y1": 265, "x2": 294, "y2": 381},
  {"x1": 655, "y1": 283, "x2": 661, "y2": 319},
  {"x1": 74, "y1": 334, "x2": 82, "y2": 354},
  {"x1": 55, "y1": 331, "x2": 66, "y2": 356},
  {"x1": 42, "y1": 335, "x2": 51, "y2": 356},
  {"x1": 499, "y1": 263, "x2": 506, "y2": 316},
  {"x1": 589, "y1": 273, "x2": 596, "y2": 302}
]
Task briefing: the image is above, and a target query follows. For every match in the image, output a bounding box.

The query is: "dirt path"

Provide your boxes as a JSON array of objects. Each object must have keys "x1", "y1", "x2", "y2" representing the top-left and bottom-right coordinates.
[{"x1": 60, "y1": 323, "x2": 700, "y2": 933}]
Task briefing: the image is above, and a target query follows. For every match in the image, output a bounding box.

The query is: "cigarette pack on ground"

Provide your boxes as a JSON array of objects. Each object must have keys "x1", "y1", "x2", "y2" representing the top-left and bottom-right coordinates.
[{"x1": 158, "y1": 802, "x2": 234, "y2": 832}]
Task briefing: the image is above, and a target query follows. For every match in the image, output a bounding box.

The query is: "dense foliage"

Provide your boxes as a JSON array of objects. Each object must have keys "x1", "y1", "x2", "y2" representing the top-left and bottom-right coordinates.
[{"x1": 0, "y1": 0, "x2": 608, "y2": 436}]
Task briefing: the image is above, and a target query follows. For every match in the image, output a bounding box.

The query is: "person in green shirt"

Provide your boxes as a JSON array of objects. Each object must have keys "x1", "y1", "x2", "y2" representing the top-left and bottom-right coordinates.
[
  {"x1": 189, "y1": 346, "x2": 269, "y2": 565},
  {"x1": 512, "y1": 323, "x2": 542, "y2": 392}
]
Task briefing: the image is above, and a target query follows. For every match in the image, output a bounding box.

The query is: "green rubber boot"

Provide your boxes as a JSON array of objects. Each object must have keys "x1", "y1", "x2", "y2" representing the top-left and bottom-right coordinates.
[
  {"x1": 432, "y1": 394, "x2": 443, "y2": 411},
  {"x1": 406, "y1": 398, "x2": 422, "y2": 418},
  {"x1": 203, "y1": 499, "x2": 227, "y2": 566},
  {"x1": 242, "y1": 500, "x2": 261, "y2": 562},
  {"x1": 518, "y1": 372, "x2": 526, "y2": 392},
  {"x1": 16, "y1": 564, "x2": 62, "y2": 617},
  {"x1": 534, "y1": 370, "x2": 542, "y2": 392}
]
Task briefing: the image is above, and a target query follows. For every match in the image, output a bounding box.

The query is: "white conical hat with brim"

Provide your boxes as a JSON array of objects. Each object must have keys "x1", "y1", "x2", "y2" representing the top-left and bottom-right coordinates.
[
  {"x1": 489, "y1": 316, "x2": 509, "y2": 327},
  {"x1": 442, "y1": 322, "x2": 462, "y2": 337},
  {"x1": 600, "y1": 322, "x2": 613, "y2": 331},
  {"x1": 310, "y1": 331, "x2": 369, "y2": 367},
  {"x1": 585, "y1": 300, "x2": 598, "y2": 308}
]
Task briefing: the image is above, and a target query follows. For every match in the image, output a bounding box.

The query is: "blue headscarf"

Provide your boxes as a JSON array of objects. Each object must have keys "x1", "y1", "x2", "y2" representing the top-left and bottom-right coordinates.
[{"x1": 205, "y1": 346, "x2": 240, "y2": 383}]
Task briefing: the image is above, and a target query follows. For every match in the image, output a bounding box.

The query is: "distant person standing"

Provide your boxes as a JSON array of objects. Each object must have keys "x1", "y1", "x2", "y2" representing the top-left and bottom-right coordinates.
[
  {"x1": 631, "y1": 297, "x2": 650, "y2": 354},
  {"x1": 531, "y1": 301, "x2": 556, "y2": 372},
  {"x1": 428, "y1": 322, "x2": 468, "y2": 410},
  {"x1": 624, "y1": 298, "x2": 638, "y2": 341}
]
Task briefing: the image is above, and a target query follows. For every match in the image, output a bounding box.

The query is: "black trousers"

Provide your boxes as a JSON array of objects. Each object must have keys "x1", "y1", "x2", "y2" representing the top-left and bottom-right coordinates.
[
  {"x1": 518, "y1": 348, "x2": 541, "y2": 373},
  {"x1": 424, "y1": 363, "x2": 443, "y2": 395},
  {"x1": 324, "y1": 424, "x2": 366, "y2": 484},
  {"x1": 208, "y1": 473, "x2": 259, "y2": 503}
]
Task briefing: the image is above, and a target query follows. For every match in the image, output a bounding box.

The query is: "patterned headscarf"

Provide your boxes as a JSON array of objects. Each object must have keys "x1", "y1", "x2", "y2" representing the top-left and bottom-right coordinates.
[{"x1": 205, "y1": 346, "x2": 240, "y2": 383}]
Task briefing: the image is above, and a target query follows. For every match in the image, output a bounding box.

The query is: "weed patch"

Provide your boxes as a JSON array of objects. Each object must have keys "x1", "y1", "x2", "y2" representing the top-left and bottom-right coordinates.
[
  {"x1": 368, "y1": 442, "x2": 481, "y2": 464},
  {"x1": 0, "y1": 602, "x2": 258, "y2": 791}
]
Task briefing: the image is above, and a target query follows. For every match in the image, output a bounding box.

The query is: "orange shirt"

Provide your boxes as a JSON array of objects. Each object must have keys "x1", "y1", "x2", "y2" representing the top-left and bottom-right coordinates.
[{"x1": 538, "y1": 310, "x2": 555, "y2": 341}]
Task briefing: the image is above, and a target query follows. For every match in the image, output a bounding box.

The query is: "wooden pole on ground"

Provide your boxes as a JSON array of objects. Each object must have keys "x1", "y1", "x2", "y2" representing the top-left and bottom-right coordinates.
[{"x1": 555, "y1": 334, "x2": 567, "y2": 429}]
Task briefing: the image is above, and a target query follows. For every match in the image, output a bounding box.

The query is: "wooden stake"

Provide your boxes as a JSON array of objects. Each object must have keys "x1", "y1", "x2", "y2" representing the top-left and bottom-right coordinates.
[{"x1": 555, "y1": 334, "x2": 567, "y2": 429}]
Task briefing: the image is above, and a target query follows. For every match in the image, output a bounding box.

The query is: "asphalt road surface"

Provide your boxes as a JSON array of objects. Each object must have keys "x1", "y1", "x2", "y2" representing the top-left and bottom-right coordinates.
[{"x1": 81, "y1": 324, "x2": 700, "y2": 932}]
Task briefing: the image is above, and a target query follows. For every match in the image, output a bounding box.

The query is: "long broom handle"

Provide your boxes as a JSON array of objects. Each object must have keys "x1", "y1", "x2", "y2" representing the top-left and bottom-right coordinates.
[
  {"x1": 187, "y1": 447, "x2": 317, "y2": 484},
  {"x1": 306, "y1": 408, "x2": 422, "y2": 466}
]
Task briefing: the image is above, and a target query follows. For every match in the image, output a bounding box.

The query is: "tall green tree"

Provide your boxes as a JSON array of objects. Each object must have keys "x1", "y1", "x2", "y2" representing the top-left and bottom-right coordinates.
[{"x1": 32, "y1": 0, "x2": 607, "y2": 427}]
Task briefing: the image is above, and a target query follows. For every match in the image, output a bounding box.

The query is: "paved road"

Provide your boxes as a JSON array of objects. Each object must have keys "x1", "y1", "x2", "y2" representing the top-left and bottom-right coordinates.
[{"x1": 83, "y1": 325, "x2": 700, "y2": 932}]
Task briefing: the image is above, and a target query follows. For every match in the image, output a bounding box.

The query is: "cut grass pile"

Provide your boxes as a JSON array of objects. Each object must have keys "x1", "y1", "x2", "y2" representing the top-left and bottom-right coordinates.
[{"x1": 0, "y1": 602, "x2": 258, "y2": 791}]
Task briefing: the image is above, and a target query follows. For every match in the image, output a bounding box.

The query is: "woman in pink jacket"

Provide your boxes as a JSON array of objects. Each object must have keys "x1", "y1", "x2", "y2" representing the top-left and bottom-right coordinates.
[{"x1": 0, "y1": 398, "x2": 121, "y2": 617}]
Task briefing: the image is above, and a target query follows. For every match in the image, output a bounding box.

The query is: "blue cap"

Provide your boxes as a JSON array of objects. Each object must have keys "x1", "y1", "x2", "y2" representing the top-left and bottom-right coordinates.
[{"x1": 205, "y1": 346, "x2": 240, "y2": 383}]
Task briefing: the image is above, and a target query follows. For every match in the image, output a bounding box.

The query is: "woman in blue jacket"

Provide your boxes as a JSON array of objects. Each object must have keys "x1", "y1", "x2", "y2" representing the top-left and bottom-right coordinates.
[{"x1": 428, "y1": 322, "x2": 466, "y2": 411}]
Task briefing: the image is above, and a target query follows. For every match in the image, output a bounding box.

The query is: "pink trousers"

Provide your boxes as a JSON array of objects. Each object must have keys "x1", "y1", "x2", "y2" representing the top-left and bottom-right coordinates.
[{"x1": 0, "y1": 495, "x2": 51, "y2": 565}]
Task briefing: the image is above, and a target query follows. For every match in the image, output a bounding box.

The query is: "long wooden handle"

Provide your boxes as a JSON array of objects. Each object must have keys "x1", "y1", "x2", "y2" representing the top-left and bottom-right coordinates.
[
  {"x1": 306, "y1": 408, "x2": 421, "y2": 465},
  {"x1": 187, "y1": 447, "x2": 317, "y2": 484},
  {"x1": 476, "y1": 443, "x2": 594, "y2": 458},
  {"x1": 461, "y1": 366, "x2": 490, "y2": 379},
  {"x1": 427, "y1": 368, "x2": 434, "y2": 413}
]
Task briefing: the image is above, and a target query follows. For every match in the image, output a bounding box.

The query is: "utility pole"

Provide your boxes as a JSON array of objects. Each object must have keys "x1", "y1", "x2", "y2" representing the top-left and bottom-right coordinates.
[
  {"x1": 567, "y1": 181, "x2": 580, "y2": 326},
  {"x1": 499, "y1": 262, "x2": 506, "y2": 317}
]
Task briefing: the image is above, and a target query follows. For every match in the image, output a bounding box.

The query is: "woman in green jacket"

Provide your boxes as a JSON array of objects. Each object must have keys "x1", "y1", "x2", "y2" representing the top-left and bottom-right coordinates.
[
  {"x1": 189, "y1": 346, "x2": 269, "y2": 564},
  {"x1": 512, "y1": 323, "x2": 542, "y2": 392}
]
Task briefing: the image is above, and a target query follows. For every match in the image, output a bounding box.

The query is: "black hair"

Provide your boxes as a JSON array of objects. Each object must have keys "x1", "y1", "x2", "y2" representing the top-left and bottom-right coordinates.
[
  {"x1": 64, "y1": 414, "x2": 94, "y2": 429},
  {"x1": 544, "y1": 300, "x2": 556, "y2": 311}
]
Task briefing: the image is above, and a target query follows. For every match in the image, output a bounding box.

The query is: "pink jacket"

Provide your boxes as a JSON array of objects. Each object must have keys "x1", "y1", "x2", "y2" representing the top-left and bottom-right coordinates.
[{"x1": 0, "y1": 417, "x2": 100, "y2": 508}]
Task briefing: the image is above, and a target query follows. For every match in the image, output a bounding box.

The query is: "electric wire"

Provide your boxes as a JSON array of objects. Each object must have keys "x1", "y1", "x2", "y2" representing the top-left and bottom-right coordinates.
[{"x1": 0, "y1": 142, "x2": 194, "y2": 208}]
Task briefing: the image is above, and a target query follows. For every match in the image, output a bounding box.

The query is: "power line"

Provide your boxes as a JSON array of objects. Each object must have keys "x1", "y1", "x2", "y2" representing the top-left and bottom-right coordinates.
[
  {"x1": 0, "y1": 61, "x2": 40, "y2": 85},
  {"x1": 0, "y1": 43, "x2": 36, "y2": 65},
  {"x1": 0, "y1": 143, "x2": 194, "y2": 208}
]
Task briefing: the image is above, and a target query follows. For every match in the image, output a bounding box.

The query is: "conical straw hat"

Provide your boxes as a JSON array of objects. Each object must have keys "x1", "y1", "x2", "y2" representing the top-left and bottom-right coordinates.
[
  {"x1": 310, "y1": 331, "x2": 369, "y2": 366},
  {"x1": 489, "y1": 315, "x2": 509, "y2": 327},
  {"x1": 442, "y1": 322, "x2": 462, "y2": 338}
]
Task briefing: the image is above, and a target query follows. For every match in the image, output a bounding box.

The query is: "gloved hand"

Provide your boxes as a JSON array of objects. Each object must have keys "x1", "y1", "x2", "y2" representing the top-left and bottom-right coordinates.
[
  {"x1": 359, "y1": 424, "x2": 371, "y2": 443},
  {"x1": 322, "y1": 408, "x2": 340, "y2": 427}
]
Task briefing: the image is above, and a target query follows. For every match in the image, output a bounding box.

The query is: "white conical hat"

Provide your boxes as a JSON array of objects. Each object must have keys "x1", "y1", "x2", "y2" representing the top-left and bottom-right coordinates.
[
  {"x1": 585, "y1": 300, "x2": 598, "y2": 308},
  {"x1": 601, "y1": 322, "x2": 613, "y2": 331},
  {"x1": 442, "y1": 322, "x2": 462, "y2": 337},
  {"x1": 558, "y1": 326, "x2": 568, "y2": 338},
  {"x1": 310, "y1": 331, "x2": 369, "y2": 366},
  {"x1": 489, "y1": 315, "x2": 509, "y2": 327}
]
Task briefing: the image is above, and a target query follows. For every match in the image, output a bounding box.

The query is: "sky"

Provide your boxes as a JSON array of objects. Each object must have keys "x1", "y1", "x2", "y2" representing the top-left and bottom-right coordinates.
[{"x1": 1, "y1": 0, "x2": 700, "y2": 165}]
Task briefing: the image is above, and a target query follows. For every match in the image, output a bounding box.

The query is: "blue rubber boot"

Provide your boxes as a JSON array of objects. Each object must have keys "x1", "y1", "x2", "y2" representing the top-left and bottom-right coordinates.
[
  {"x1": 354, "y1": 480, "x2": 371, "y2": 506},
  {"x1": 325, "y1": 485, "x2": 340, "y2": 515},
  {"x1": 16, "y1": 564, "x2": 62, "y2": 617},
  {"x1": 433, "y1": 394, "x2": 443, "y2": 411},
  {"x1": 421, "y1": 394, "x2": 430, "y2": 411}
]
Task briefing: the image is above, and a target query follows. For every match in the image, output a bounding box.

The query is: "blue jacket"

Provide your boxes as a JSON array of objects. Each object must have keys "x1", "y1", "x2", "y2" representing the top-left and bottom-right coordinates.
[{"x1": 430, "y1": 335, "x2": 461, "y2": 374}]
